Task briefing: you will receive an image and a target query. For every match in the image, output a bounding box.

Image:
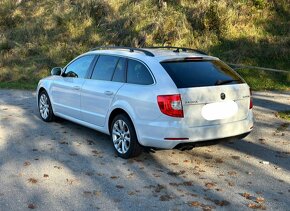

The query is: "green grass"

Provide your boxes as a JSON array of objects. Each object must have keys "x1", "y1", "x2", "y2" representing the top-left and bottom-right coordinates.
[
  {"x1": 0, "y1": 81, "x2": 37, "y2": 90},
  {"x1": 0, "y1": 0, "x2": 289, "y2": 90},
  {"x1": 277, "y1": 111, "x2": 290, "y2": 121},
  {"x1": 236, "y1": 69, "x2": 290, "y2": 91}
]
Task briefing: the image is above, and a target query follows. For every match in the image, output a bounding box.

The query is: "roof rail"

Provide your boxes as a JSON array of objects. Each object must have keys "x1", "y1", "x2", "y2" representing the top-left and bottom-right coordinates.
[
  {"x1": 90, "y1": 46, "x2": 155, "y2": 57},
  {"x1": 145, "y1": 46, "x2": 208, "y2": 55}
]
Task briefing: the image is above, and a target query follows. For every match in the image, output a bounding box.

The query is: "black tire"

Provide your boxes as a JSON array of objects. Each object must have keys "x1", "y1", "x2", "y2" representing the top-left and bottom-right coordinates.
[
  {"x1": 38, "y1": 90, "x2": 55, "y2": 122},
  {"x1": 110, "y1": 114, "x2": 142, "y2": 159}
]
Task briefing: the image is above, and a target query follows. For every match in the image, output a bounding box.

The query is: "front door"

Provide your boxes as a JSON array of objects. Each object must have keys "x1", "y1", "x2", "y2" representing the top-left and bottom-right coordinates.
[{"x1": 51, "y1": 54, "x2": 95, "y2": 120}]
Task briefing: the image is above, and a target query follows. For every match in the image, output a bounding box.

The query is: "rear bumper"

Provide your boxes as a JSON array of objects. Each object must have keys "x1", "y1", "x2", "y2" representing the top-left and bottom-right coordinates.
[
  {"x1": 136, "y1": 111, "x2": 254, "y2": 149},
  {"x1": 174, "y1": 132, "x2": 250, "y2": 150}
]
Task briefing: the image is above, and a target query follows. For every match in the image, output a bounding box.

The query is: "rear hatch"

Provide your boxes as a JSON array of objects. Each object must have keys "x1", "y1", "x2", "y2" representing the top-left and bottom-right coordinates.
[{"x1": 161, "y1": 58, "x2": 251, "y2": 127}]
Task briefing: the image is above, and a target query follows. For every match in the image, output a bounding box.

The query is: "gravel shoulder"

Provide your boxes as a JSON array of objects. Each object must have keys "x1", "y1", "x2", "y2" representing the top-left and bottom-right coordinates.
[{"x1": 0, "y1": 90, "x2": 289, "y2": 211}]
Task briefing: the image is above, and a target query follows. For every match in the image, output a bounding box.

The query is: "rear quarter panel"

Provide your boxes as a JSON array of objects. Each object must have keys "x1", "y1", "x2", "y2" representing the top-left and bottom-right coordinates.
[{"x1": 107, "y1": 59, "x2": 180, "y2": 144}]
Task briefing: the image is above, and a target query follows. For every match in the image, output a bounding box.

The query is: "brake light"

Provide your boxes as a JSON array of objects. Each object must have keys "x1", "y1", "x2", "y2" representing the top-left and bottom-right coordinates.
[
  {"x1": 249, "y1": 88, "x2": 253, "y2": 109},
  {"x1": 184, "y1": 57, "x2": 203, "y2": 61},
  {"x1": 157, "y1": 94, "x2": 184, "y2": 118}
]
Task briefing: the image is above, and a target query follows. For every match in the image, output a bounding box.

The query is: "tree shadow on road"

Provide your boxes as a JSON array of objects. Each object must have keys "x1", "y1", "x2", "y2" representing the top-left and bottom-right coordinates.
[{"x1": 0, "y1": 90, "x2": 289, "y2": 210}]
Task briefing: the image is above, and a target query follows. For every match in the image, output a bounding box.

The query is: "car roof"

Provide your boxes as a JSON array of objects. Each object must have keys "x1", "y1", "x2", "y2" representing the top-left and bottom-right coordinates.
[{"x1": 87, "y1": 48, "x2": 218, "y2": 62}]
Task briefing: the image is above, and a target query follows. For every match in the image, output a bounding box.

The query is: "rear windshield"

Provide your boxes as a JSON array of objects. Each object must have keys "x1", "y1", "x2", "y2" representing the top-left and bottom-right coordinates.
[{"x1": 161, "y1": 60, "x2": 244, "y2": 88}]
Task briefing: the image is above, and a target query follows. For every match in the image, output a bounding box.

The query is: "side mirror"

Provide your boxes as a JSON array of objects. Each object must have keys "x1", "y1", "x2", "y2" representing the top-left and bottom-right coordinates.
[{"x1": 51, "y1": 67, "x2": 62, "y2": 76}]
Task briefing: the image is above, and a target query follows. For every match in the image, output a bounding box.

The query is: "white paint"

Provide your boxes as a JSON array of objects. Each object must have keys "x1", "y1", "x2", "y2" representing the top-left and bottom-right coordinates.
[{"x1": 36, "y1": 49, "x2": 253, "y2": 149}]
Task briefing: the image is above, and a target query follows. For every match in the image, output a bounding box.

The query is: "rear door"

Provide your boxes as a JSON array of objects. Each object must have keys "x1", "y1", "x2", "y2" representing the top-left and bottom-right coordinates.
[
  {"x1": 51, "y1": 54, "x2": 95, "y2": 119},
  {"x1": 81, "y1": 55, "x2": 126, "y2": 127},
  {"x1": 161, "y1": 59, "x2": 251, "y2": 127}
]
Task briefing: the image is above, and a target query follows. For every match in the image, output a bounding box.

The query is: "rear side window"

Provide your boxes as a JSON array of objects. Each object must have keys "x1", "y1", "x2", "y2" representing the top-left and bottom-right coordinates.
[
  {"x1": 91, "y1": 55, "x2": 119, "y2": 81},
  {"x1": 112, "y1": 58, "x2": 126, "y2": 83},
  {"x1": 127, "y1": 60, "x2": 154, "y2": 85},
  {"x1": 161, "y1": 60, "x2": 244, "y2": 88}
]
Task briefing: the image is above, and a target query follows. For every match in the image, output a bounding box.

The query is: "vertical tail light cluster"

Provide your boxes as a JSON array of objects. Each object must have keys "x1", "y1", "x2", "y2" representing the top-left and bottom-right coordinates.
[
  {"x1": 157, "y1": 94, "x2": 184, "y2": 118},
  {"x1": 249, "y1": 88, "x2": 253, "y2": 109}
]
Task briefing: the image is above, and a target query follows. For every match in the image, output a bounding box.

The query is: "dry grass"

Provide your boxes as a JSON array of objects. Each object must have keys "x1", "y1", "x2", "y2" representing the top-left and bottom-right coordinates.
[
  {"x1": 277, "y1": 111, "x2": 290, "y2": 121},
  {"x1": 0, "y1": 0, "x2": 289, "y2": 89}
]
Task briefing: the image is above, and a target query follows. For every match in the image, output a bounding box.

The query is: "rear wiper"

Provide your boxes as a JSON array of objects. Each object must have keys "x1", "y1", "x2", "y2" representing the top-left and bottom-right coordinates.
[{"x1": 215, "y1": 79, "x2": 239, "y2": 85}]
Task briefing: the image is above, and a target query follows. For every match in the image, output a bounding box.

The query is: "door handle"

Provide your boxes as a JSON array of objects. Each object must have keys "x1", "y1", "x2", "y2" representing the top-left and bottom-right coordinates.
[
  {"x1": 73, "y1": 86, "x2": 81, "y2": 90},
  {"x1": 104, "y1": 91, "x2": 114, "y2": 96}
]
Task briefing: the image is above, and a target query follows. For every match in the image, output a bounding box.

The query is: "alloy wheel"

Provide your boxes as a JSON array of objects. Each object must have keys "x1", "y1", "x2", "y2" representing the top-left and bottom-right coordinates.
[
  {"x1": 112, "y1": 120, "x2": 131, "y2": 154},
  {"x1": 39, "y1": 93, "x2": 50, "y2": 120}
]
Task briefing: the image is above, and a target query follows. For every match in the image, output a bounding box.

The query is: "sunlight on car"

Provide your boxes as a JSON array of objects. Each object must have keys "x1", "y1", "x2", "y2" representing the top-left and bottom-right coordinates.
[{"x1": 37, "y1": 46, "x2": 254, "y2": 159}]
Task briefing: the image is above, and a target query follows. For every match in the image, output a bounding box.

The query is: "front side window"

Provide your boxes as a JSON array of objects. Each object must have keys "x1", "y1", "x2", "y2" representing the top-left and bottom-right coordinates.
[
  {"x1": 91, "y1": 55, "x2": 119, "y2": 81},
  {"x1": 65, "y1": 55, "x2": 95, "y2": 78},
  {"x1": 127, "y1": 60, "x2": 154, "y2": 85}
]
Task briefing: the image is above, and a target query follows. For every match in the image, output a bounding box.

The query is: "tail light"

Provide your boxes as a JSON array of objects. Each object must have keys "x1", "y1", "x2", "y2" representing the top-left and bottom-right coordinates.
[
  {"x1": 249, "y1": 88, "x2": 253, "y2": 109},
  {"x1": 157, "y1": 94, "x2": 184, "y2": 118}
]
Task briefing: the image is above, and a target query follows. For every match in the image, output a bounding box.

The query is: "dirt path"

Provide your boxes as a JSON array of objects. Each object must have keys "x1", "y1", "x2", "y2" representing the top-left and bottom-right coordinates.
[{"x1": 0, "y1": 90, "x2": 289, "y2": 210}]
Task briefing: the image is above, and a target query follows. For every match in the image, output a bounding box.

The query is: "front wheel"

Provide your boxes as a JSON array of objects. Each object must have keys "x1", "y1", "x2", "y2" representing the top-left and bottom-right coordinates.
[
  {"x1": 111, "y1": 114, "x2": 142, "y2": 159},
  {"x1": 38, "y1": 90, "x2": 55, "y2": 122}
]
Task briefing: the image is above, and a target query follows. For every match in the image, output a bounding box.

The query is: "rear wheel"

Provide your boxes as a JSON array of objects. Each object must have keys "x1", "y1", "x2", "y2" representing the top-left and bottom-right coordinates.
[
  {"x1": 38, "y1": 90, "x2": 55, "y2": 122},
  {"x1": 110, "y1": 114, "x2": 142, "y2": 158}
]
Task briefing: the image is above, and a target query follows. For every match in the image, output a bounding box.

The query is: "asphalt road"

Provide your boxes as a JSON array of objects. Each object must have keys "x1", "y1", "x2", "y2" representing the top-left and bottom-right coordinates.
[{"x1": 0, "y1": 89, "x2": 289, "y2": 211}]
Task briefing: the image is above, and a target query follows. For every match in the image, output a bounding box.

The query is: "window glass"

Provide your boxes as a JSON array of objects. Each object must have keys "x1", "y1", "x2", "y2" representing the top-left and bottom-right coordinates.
[
  {"x1": 112, "y1": 58, "x2": 126, "y2": 82},
  {"x1": 161, "y1": 60, "x2": 244, "y2": 88},
  {"x1": 65, "y1": 55, "x2": 95, "y2": 78},
  {"x1": 127, "y1": 60, "x2": 153, "y2": 85},
  {"x1": 91, "y1": 55, "x2": 119, "y2": 81}
]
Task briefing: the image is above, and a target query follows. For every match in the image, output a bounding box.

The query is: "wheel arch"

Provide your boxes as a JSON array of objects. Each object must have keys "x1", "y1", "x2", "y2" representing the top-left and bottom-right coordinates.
[
  {"x1": 107, "y1": 107, "x2": 143, "y2": 143},
  {"x1": 108, "y1": 108, "x2": 133, "y2": 133},
  {"x1": 107, "y1": 96, "x2": 152, "y2": 144},
  {"x1": 37, "y1": 85, "x2": 55, "y2": 114},
  {"x1": 38, "y1": 87, "x2": 47, "y2": 96},
  {"x1": 37, "y1": 87, "x2": 47, "y2": 107}
]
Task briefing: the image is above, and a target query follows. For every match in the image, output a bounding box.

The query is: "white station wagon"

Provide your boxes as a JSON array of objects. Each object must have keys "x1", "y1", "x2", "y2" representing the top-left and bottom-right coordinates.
[{"x1": 37, "y1": 46, "x2": 254, "y2": 158}]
